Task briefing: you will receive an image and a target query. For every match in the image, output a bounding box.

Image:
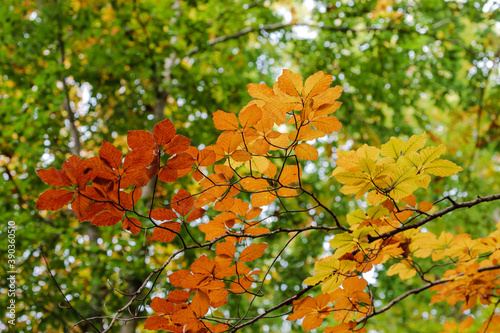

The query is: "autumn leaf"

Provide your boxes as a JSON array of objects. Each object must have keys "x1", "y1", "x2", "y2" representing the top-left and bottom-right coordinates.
[
  {"x1": 91, "y1": 211, "x2": 122, "y2": 227},
  {"x1": 294, "y1": 143, "x2": 318, "y2": 160},
  {"x1": 153, "y1": 119, "x2": 176, "y2": 146},
  {"x1": 287, "y1": 294, "x2": 332, "y2": 331},
  {"x1": 151, "y1": 222, "x2": 181, "y2": 243},
  {"x1": 213, "y1": 110, "x2": 239, "y2": 130},
  {"x1": 277, "y1": 69, "x2": 303, "y2": 96},
  {"x1": 36, "y1": 189, "x2": 74, "y2": 211},
  {"x1": 37, "y1": 167, "x2": 72, "y2": 187},
  {"x1": 239, "y1": 243, "x2": 267, "y2": 262},
  {"x1": 171, "y1": 189, "x2": 194, "y2": 216}
]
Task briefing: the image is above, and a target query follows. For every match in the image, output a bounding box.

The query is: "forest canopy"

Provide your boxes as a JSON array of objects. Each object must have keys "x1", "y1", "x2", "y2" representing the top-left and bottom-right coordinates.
[{"x1": 1, "y1": 0, "x2": 499, "y2": 332}]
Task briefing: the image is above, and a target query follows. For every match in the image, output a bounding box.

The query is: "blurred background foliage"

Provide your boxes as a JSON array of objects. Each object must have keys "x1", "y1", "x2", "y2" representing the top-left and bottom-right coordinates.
[{"x1": 0, "y1": 0, "x2": 499, "y2": 332}]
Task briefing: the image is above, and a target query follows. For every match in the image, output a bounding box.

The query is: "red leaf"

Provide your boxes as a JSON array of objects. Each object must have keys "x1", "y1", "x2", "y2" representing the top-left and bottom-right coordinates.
[
  {"x1": 81, "y1": 202, "x2": 107, "y2": 221},
  {"x1": 91, "y1": 211, "x2": 122, "y2": 227},
  {"x1": 153, "y1": 119, "x2": 176, "y2": 146},
  {"x1": 63, "y1": 155, "x2": 90, "y2": 187},
  {"x1": 99, "y1": 140, "x2": 122, "y2": 169},
  {"x1": 164, "y1": 135, "x2": 191, "y2": 155},
  {"x1": 120, "y1": 170, "x2": 150, "y2": 188},
  {"x1": 122, "y1": 217, "x2": 141, "y2": 235},
  {"x1": 151, "y1": 222, "x2": 181, "y2": 243},
  {"x1": 37, "y1": 168, "x2": 72, "y2": 187},
  {"x1": 36, "y1": 189, "x2": 74, "y2": 211},
  {"x1": 172, "y1": 189, "x2": 194, "y2": 216},
  {"x1": 239, "y1": 243, "x2": 268, "y2": 262},
  {"x1": 123, "y1": 148, "x2": 154, "y2": 171},
  {"x1": 167, "y1": 152, "x2": 196, "y2": 170},
  {"x1": 150, "y1": 209, "x2": 177, "y2": 221},
  {"x1": 127, "y1": 130, "x2": 155, "y2": 150},
  {"x1": 158, "y1": 167, "x2": 178, "y2": 182},
  {"x1": 71, "y1": 194, "x2": 91, "y2": 221}
]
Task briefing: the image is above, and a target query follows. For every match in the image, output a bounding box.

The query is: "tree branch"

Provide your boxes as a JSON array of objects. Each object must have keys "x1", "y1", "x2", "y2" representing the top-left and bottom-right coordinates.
[{"x1": 370, "y1": 193, "x2": 500, "y2": 241}]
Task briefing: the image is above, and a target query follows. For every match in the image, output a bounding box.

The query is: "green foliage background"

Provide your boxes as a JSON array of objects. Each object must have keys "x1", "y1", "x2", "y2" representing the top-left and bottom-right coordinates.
[{"x1": 0, "y1": 0, "x2": 499, "y2": 332}]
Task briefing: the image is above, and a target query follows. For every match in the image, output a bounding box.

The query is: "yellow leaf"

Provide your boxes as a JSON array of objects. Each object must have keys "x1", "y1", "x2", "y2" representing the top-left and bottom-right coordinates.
[
  {"x1": 346, "y1": 209, "x2": 367, "y2": 226},
  {"x1": 367, "y1": 206, "x2": 389, "y2": 220},
  {"x1": 387, "y1": 260, "x2": 416, "y2": 279},
  {"x1": 401, "y1": 133, "x2": 427, "y2": 155},
  {"x1": 381, "y1": 137, "x2": 404, "y2": 159},
  {"x1": 419, "y1": 144, "x2": 446, "y2": 167},
  {"x1": 423, "y1": 159, "x2": 462, "y2": 177},
  {"x1": 356, "y1": 144, "x2": 380, "y2": 160}
]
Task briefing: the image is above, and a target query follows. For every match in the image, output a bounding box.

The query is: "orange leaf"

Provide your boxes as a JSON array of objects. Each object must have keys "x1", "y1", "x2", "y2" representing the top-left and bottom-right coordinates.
[
  {"x1": 302, "y1": 71, "x2": 333, "y2": 99},
  {"x1": 246, "y1": 208, "x2": 262, "y2": 220},
  {"x1": 169, "y1": 270, "x2": 192, "y2": 287},
  {"x1": 239, "y1": 104, "x2": 262, "y2": 129},
  {"x1": 247, "y1": 83, "x2": 274, "y2": 100},
  {"x1": 311, "y1": 116, "x2": 342, "y2": 134},
  {"x1": 239, "y1": 243, "x2": 268, "y2": 262},
  {"x1": 143, "y1": 315, "x2": 171, "y2": 330},
  {"x1": 295, "y1": 143, "x2": 318, "y2": 161},
  {"x1": 231, "y1": 150, "x2": 252, "y2": 162},
  {"x1": 216, "y1": 242, "x2": 236, "y2": 258},
  {"x1": 240, "y1": 178, "x2": 269, "y2": 191},
  {"x1": 153, "y1": 119, "x2": 176, "y2": 146},
  {"x1": 172, "y1": 189, "x2": 194, "y2": 216},
  {"x1": 151, "y1": 222, "x2": 181, "y2": 243},
  {"x1": 251, "y1": 191, "x2": 276, "y2": 207},
  {"x1": 167, "y1": 152, "x2": 196, "y2": 169},
  {"x1": 122, "y1": 217, "x2": 141, "y2": 235},
  {"x1": 279, "y1": 165, "x2": 301, "y2": 185},
  {"x1": 127, "y1": 130, "x2": 156, "y2": 150},
  {"x1": 37, "y1": 168, "x2": 72, "y2": 187},
  {"x1": 213, "y1": 110, "x2": 239, "y2": 130},
  {"x1": 277, "y1": 69, "x2": 303, "y2": 96},
  {"x1": 164, "y1": 135, "x2": 191, "y2": 155},
  {"x1": 401, "y1": 194, "x2": 416, "y2": 207},
  {"x1": 167, "y1": 290, "x2": 190, "y2": 304},
  {"x1": 36, "y1": 189, "x2": 74, "y2": 211},
  {"x1": 192, "y1": 291, "x2": 210, "y2": 317},
  {"x1": 198, "y1": 148, "x2": 216, "y2": 166},
  {"x1": 418, "y1": 201, "x2": 434, "y2": 212}
]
